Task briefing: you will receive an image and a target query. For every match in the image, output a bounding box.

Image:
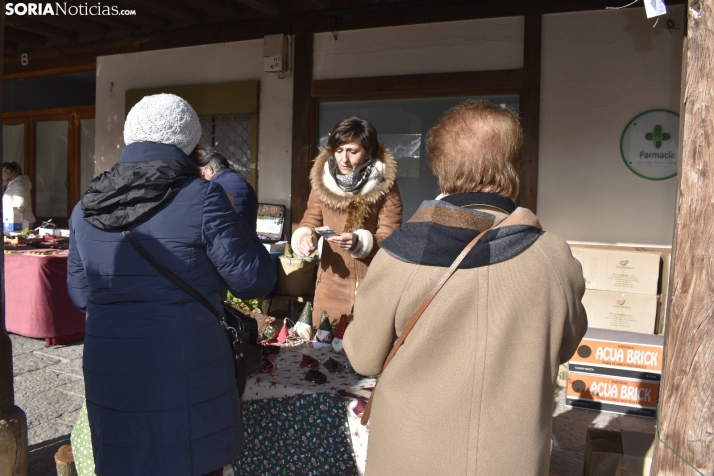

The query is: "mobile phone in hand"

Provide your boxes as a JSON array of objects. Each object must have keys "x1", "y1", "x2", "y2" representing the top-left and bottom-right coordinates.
[{"x1": 315, "y1": 226, "x2": 337, "y2": 238}]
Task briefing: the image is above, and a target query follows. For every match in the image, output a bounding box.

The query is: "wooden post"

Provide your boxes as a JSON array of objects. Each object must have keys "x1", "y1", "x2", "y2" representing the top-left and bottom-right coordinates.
[
  {"x1": 519, "y1": 13, "x2": 542, "y2": 214},
  {"x1": 54, "y1": 445, "x2": 78, "y2": 476},
  {"x1": 0, "y1": 7, "x2": 29, "y2": 476},
  {"x1": 290, "y1": 33, "x2": 314, "y2": 235},
  {"x1": 651, "y1": 1, "x2": 714, "y2": 474}
]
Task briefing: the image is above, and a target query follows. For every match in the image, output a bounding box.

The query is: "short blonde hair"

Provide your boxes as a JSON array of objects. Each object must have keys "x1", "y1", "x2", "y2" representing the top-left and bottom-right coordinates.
[{"x1": 426, "y1": 100, "x2": 523, "y2": 200}]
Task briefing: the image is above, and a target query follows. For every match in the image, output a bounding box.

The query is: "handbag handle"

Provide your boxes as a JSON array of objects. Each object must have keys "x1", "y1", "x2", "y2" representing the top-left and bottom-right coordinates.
[
  {"x1": 121, "y1": 229, "x2": 229, "y2": 327},
  {"x1": 359, "y1": 209, "x2": 538, "y2": 425}
]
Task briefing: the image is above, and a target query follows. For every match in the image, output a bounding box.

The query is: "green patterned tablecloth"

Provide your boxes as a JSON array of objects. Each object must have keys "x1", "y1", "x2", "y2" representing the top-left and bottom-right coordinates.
[{"x1": 71, "y1": 393, "x2": 359, "y2": 475}]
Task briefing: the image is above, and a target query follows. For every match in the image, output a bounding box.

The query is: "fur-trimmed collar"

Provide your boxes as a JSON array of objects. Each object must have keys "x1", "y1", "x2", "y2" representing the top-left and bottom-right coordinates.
[{"x1": 310, "y1": 145, "x2": 398, "y2": 232}]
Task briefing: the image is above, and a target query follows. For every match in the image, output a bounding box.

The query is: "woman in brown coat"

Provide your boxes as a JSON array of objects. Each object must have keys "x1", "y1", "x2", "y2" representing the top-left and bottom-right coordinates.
[
  {"x1": 344, "y1": 101, "x2": 588, "y2": 475},
  {"x1": 291, "y1": 117, "x2": 402, "y2": 326}
]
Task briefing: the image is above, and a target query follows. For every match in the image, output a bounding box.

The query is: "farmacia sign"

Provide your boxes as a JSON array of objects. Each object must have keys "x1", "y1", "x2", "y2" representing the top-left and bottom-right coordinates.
[{"x1": 620, "y1": 109, "x2": 679, "y2": 180}]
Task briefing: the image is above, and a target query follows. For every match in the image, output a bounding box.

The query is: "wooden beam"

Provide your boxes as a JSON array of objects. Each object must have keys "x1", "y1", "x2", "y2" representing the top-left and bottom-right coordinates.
[
  {"x1": 4, "y1": 39, "x2": 20, "y2": 51},
  {"x1": 650, "y1": 1, "x2": 714, "y2": 474},
  {"x1": 3, "y1": 63, "x2": 95, "y2": 81},
  {"x1": 291, "y1": 33, "x2": 314, "y2": 234},
  {"x1": 34, "y1": 15, "x2": 109, "y2": 35},
  {"x1": 301, "y1": 0, "x2": 330, "y2": 9},
  {"x1": 189, "y1": 0, "x2": 244, "y2": 20},
  {"x1": 235, "y1": 0, "x2": 281, "y2": 15},
  {"x1": 109, "y1": 1, "x2": 171, "y2": 29},
  {"x1": 5, "y1": 17, "x2": 79, "y2": 42},
  {"x1": 311, "y1": 70, "x2": 523, "y2": 101},
  {"x1": 119, "y1": 0, "x2": 202, "y2": 25},
  {"x1": 519, "y1": 14, "x2": 541, "y2": 213},
  {"x1": 4, "y1": 27, "x2": 47, "y2": 47}
]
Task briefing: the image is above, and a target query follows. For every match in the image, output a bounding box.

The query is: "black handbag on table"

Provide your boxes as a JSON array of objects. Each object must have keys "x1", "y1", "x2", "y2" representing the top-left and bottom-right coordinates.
[{"x1": 122, "y1": 230, "x2": 268, "y2": 397}]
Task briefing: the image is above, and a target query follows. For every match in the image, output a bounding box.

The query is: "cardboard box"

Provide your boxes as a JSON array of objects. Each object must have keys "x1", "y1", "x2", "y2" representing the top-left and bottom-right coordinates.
[
  {"x1": 583, "y1": 289, "x2": 658, "y2": 334},
  {"x1": 556, "y1": 362, "x2": 568, "y2": 387},
  {"x1": 566, "y1": 373, "x2": 659, "y2": 417},
  {"x1": 617, "y1": 431, "x2": 654, "y2": 476},
  {"x1": 567, "y1": 329, "x2": 663, "y2": 417},
  {"x1": 571, "y1": 247, "x2": 661, "y2": 295},
  {"x1": 584, "y1": 429, "x2": 654, "y2": 476},
  {"x1": 569, "y1": 328, "x2": 664, "y2": 379},
  {"x1": 277, "y1": 256, "x2": 317, "y2": 296},
  {"x1": 263, "y1": 241, "x2": 287, "y2": 253},
  {"x1": 584, "y1": 429, "x2": 623, "y2": 476}
]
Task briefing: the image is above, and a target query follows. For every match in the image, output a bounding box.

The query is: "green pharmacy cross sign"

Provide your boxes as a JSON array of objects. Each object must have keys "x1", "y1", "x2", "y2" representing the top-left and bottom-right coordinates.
[
  {"x1": 645, "y1": 125, "x2": 671, "y2": 149},
  {"x1": 620, "y1": 109, "x2": 679, "y2": 180}
]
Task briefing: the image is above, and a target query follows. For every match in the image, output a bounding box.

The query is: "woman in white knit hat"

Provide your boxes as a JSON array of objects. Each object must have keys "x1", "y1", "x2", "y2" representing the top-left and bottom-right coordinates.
[{"x1": 67, "y1": 93, "x2": 276, "y2": 476}]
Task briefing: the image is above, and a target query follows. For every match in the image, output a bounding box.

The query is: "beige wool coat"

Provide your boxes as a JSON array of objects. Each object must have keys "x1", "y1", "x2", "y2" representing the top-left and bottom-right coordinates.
[
  {"x1": 344, "y1": 207, "x2": 587, "y2": 475},
  {"x1": 292, "y1": 147, "x2": 403, "y2": 326}
]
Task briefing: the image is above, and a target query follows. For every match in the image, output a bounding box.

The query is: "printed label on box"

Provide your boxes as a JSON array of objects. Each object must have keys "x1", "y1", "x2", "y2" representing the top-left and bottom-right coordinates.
[
  {"x1": 567, "y1": 373, "x2": 659, "y2": 411},
  {"x1": 570, "y1": 337, "x2": 663, "y2": 373},
  {"x1": 571, "y1": 248, "x2": 660, "y2": 295},
  {"x1": 583, "y1": 290, "x2": 658, "y2": 334}
]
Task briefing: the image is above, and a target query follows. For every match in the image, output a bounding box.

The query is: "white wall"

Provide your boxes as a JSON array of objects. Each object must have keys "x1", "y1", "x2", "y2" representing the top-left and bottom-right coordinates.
[
  {"x1": 314, "y1": 17, "x2": 524, "y2": 78},
  {"x1": 539, "y1": 7, "x2": 683, "y2": 246},
  {"x1": 95, "y1": 40, "x2": 293, "y2": 209}
]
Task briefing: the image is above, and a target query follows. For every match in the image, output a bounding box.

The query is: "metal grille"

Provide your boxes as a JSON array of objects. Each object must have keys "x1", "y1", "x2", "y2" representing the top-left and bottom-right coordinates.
[{"x1": 199, "y1": 114, "x2": 252, "y2": 182}]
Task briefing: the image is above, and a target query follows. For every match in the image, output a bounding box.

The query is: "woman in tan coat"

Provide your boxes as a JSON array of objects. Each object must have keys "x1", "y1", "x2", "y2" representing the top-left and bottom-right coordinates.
[
  {"x1": 344, "y1": 101, "x2": 587, "y2": 475},
  {"x1": 292, "y1": 117, "x2": 402, "y2": 326}
]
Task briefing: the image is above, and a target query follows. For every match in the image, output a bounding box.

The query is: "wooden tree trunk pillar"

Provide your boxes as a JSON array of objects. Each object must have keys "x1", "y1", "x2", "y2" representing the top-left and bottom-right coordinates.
[
  {"x1": 650, "y1": 0, "x2": 714, "y2": 474},
  {"x1": 54, "y1": 445, "x2": 77, "y2": 476}
]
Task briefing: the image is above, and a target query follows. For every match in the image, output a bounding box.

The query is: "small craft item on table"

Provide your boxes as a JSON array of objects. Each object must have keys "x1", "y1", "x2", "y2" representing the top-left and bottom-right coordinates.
[
  {"x1": 291, "y1": 300, "x2": 314, "y2": 341},
  {"x1": 316, "y1": 310, "x2": 333, "y2": 343},
  {"x1": 329, "y1": 313, "x2": 350, "y2": 355}
]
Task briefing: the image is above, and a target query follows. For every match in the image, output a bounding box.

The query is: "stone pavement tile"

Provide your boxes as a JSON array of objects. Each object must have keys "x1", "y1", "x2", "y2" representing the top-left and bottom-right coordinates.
[
  {"x1": 20, "y1": 390, "x2": 84, "y2": 431},
  {"x1": 56, "y1": 407, "x2": 82, "y2": 427},
  {"x1": 35, "y1": 340, "x2": 84, "y2": 361},
  {"x1": 8, "y1": 334, "x2": 45, "y2": 355},
  {"x1": 550, "y1": 447, "x2": 584, "y2": 476},
  {"x1": 27, "y1": 421, "x2": 74, "y2": 446},
  {"x1": 12, "y1": 351, "x2": 62, "y2": 377},
  {"x1": 56, "y1": 378, "x2": 85, "y2": 400},
  {"x1": 14, "y1": 367, "x2": 81, "y2": 402},
  {"x1": 49, "y1": 359, "x2": 84, "y2": 379}
]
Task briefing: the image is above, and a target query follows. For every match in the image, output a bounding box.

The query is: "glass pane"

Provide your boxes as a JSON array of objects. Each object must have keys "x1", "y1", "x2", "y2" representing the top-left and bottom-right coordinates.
[
  {"x1": 3, "y1": 123, "x2": 24, "y2": 165},
  {"x1": 199, "y1": 114, "x2": 253, "y2": 185},
  {"x1": 35, "y1": 121, "x2": 69, "y2": 218},
  {"x1": 80, "y1": 119, "x2": 96, "y2": 194},
  {"x1": 318, "y1": 95, "x2": 520, "y2": 221}
]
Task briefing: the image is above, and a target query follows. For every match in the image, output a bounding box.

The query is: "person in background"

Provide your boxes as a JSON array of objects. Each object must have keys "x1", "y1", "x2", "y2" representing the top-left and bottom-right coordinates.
[
  {"x1": 200, "y1": 150, "x2": 259, "y2": 232},
  {"x1": 3, "y1": 161, "x2": 35, "y2": 228},
  {"x1": 67, "y1": 93, "x2": 276, "y2": 476},
  {"x1": 344, "y1": 100, "x2": 588, "y2": 475},
  {"x1": 292, "y1": 116, "x2": 402, "y2": 326}
]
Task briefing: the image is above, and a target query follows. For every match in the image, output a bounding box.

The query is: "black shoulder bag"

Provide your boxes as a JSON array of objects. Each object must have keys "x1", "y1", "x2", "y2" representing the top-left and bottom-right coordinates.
[{"x1": 122, "y1": 229, "x2": 268, "y2": 397}]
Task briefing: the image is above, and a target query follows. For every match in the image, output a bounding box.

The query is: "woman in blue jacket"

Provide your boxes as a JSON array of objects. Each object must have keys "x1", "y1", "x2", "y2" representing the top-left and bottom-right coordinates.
[{"x1": 67, "y1": 93, "x2": 276, "y2": 476}]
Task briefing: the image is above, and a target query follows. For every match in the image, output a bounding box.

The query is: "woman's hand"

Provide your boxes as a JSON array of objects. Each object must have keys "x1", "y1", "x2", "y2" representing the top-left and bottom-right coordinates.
[
  {"x1": 327, "y1": 233, "x2": 358, "y2": 251},
  {"x1": 298, "y1": 232, "x2": 317, "y2": 256}
]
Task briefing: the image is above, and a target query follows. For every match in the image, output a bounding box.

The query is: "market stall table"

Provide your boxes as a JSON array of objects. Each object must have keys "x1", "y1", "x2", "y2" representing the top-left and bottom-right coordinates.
[
  {"x1": 3, "y1": 249, "x2": 86, "y2": 345},
  {"x1": 71, "y1": 344, "x2": 375, "y2": 476}
]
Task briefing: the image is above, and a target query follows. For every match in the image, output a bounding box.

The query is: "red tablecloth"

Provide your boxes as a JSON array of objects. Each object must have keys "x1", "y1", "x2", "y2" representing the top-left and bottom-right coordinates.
[{"x1": 4, "y1": 250, "x2": 85, "y2": 345}]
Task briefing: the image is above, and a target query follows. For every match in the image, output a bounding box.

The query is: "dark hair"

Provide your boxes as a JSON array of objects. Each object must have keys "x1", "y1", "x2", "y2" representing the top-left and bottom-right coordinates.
[
  {"x1": 204, "y1": 151, "x2": 231, "y2": 172},
  {"x1": 189, "y1": 144, "x2": 209, "y2": 167},
  {"x1": 3, "y1": 162, "x2": 22, "y2": 175},
  {"x1": 426, "y1": 100, "x2": 523, "y2": 200},
  {"x1": 325, "y1": 117, "x2": 379, "y2": 159}
]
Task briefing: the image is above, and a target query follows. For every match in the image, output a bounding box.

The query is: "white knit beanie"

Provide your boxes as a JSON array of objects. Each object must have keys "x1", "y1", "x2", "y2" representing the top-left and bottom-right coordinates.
[{"x1": 124, "y1": 93, "x2": 202, "y2": 155}]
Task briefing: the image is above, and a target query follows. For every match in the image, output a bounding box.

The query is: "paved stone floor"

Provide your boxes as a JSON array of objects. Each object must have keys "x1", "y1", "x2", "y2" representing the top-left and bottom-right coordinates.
[{"x1": 10, "y1": 332, "x2": 655, "y2": 476}]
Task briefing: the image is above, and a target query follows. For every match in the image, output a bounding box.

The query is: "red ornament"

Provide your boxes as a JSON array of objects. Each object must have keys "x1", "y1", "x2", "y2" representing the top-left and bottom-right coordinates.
[
  {"x1": 334, "y1": 314, "x2": 350, "y2": 339},
  {"x1": 276, "y1": 322, "x2": 289, "y2": 343}
]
